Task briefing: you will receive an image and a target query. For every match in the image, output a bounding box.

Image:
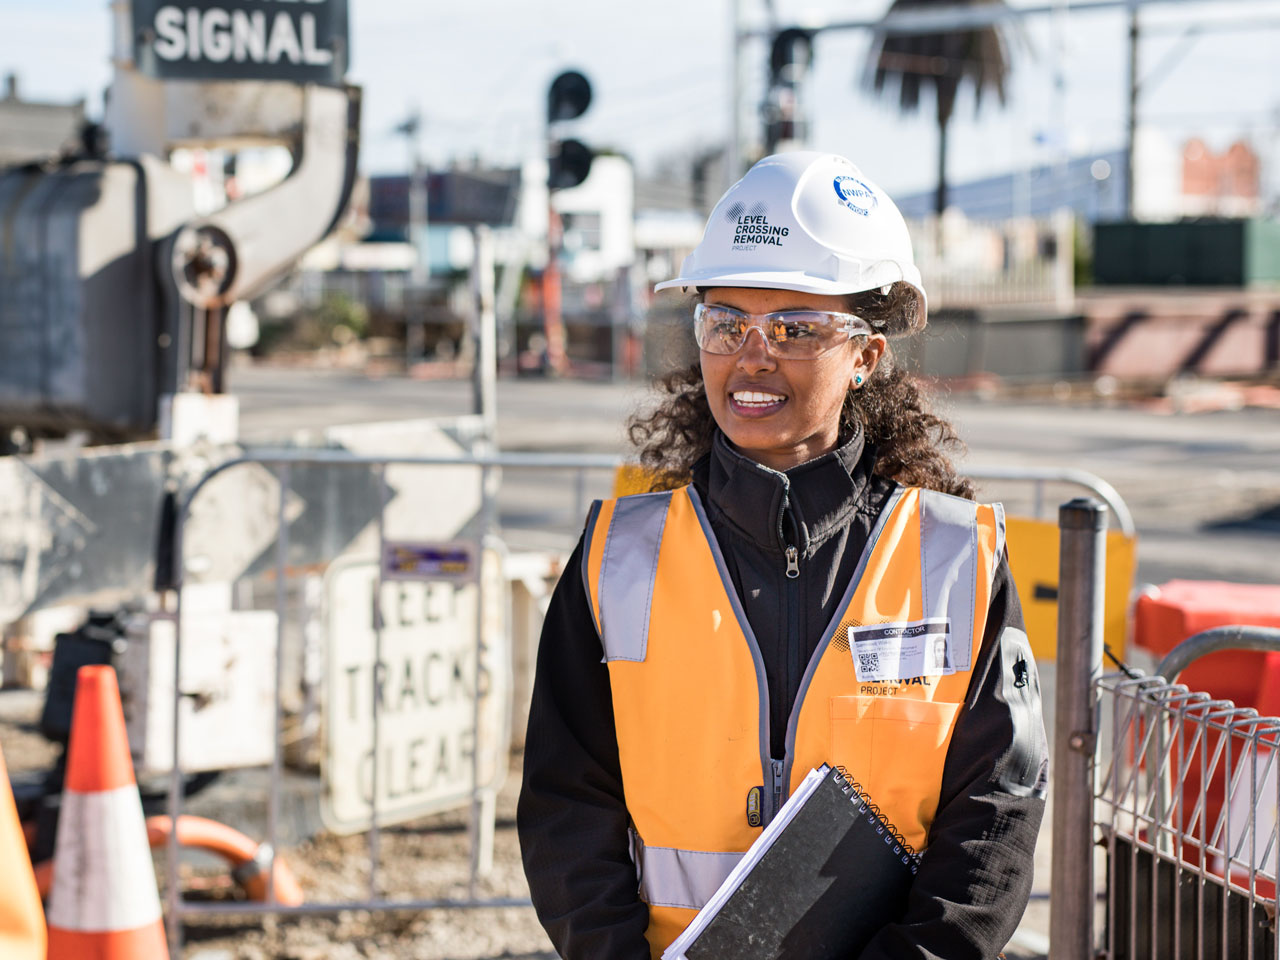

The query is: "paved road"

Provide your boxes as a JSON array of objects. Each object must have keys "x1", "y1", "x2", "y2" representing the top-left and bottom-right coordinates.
[{"x1": 233, "y1": 364, "x2": 1280, "y2": 588}]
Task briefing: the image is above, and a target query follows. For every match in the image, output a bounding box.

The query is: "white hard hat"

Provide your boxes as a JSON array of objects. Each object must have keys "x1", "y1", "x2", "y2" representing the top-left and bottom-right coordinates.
[{"x1": 656, "y1": 151, "x2": 927, "y2": 334}]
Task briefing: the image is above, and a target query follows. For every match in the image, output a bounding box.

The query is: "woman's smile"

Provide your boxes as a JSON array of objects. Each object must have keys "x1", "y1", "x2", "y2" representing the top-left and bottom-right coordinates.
[{"x1": 727, "y1": 385, "x2": 788, "y2": 417}]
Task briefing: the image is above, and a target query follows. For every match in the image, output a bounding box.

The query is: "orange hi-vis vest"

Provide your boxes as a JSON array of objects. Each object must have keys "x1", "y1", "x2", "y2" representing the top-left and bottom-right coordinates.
[{"x1": 582, "y1": 484, "x2": 1006, "y2": 957}]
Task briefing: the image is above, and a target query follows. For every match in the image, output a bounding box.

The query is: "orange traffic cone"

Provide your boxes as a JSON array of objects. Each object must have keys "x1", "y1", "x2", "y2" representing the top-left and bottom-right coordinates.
[
  {"x1": 0, "y1": 743, "x2": 46, "y2": 960},
  {"x1": 46, "y1": 665, "x2": 169, "y2": 959}
]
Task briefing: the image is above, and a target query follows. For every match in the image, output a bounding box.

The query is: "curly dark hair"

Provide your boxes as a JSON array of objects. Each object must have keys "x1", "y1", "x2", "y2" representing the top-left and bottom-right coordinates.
[{"x1": 627, "y1": 283, "x2": 976, "y2": 499}]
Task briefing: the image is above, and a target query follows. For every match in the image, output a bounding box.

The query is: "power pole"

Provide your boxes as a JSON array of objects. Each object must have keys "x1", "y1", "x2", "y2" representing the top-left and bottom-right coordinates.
[
  {"x1": 470, "y1": 225, "x2": 497, "y2": 438},
  {"x1": 1125, "y1": 2, "x2": 1140, "y2": 219},
  {"x1": 728, "y1": 0, "x2": 744, "y2": 183},
  {"x1": 762, "y1": 28, "x2": 814, "y2": 155},
  {"x1": 396, "y1": 109, "x2": 429, "y2": 363}
]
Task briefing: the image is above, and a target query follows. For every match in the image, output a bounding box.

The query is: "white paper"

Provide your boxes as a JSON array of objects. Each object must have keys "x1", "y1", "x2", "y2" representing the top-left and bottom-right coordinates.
[
  {"x1": 662, "y1": 765, "x2": 832, "y2": 960},
  {"x1": 849, "y1": 618, "x2": 953, "y2": 682}
]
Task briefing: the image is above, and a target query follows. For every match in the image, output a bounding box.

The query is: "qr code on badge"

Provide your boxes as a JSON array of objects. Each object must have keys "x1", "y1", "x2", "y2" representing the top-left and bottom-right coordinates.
[{"x1": 857, "y1": 651, "x2": 880, "y2": 675}]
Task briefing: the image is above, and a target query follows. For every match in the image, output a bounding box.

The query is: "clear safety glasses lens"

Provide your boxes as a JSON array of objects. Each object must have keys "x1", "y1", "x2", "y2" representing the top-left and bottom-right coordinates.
[{"x1": 693, "y1": 303, "x2": 870, "y2": 359}]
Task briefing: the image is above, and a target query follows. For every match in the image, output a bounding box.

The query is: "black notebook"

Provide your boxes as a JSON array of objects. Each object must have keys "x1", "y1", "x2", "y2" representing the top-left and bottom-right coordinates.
[{"x1": 662, "y1": 764, "x2": 919, "y2": 960}]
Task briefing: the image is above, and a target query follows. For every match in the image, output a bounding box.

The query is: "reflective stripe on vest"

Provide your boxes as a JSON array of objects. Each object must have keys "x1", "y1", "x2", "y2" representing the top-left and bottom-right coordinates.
[
  {"x1": 634, "y1": 835, "x2": 743, "y2": 910},
  {"x1": 589, "y1": 490, "x2": 673, "y2": 662},
  {"x1": 584, "y1": 484, "x2": 1003, "y2": 957}
]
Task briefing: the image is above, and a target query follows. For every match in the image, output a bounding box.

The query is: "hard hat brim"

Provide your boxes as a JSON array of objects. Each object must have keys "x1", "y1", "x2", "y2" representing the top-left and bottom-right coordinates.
[{"x1": 653, "y1": 270, "x2": 927, "y2": 335}]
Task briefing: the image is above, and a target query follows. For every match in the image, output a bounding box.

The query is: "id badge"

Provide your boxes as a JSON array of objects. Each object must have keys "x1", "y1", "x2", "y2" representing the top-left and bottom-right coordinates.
[{"x1": 849, "y1": 618, "x2": 953, "y2": 682}]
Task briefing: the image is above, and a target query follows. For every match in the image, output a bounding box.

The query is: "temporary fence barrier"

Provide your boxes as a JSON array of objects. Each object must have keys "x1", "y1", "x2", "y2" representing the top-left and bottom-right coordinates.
[
  {"x1": 1045, "y1": 488, "x2": 1280, "y2": 959},
  {"x1": 1096, "y1": 652, "x2": 1280, "y2": 960},
  {"x1": 1047, "y1": 485, "x2": 1280, "y2": 960},
  {"x1": 158, "y1": 450, "x2": 1137, "y2": 953},
  {"x1": 161, "y1": 449, "x2": 623, "y2": 954}
]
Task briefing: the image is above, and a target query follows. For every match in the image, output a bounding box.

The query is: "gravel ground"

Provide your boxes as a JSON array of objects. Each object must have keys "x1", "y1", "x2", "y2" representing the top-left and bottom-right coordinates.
[
  {"x1": 0, "y1": 689, "x2": 555, "y2": 960},
  {"x1": 172, "y1": 764, "x2": 555, "y2": 960}
]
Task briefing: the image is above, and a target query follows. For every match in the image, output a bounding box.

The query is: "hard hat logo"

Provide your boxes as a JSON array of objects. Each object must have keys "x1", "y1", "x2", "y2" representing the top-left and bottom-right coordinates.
[
  {"x1": 723, "y1": 200, "x2": 769, "y2": 224},
  {"x1": 833, "y1": 176, "x2": 879, "y2": 217}
]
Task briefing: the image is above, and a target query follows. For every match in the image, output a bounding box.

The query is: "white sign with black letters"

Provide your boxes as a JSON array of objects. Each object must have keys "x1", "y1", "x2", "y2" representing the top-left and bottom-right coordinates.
[{"x1": 322, "y1": 554, "x2": 508, "y2": 834}]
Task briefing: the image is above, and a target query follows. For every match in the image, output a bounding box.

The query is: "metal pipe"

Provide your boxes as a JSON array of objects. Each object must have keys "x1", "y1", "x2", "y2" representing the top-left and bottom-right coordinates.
[
  {"x1": 573, "y1": 466, "x2": 587, "y2": 527},
  {"x1": 179, "y1": 454, "x2": 1137, "y2": 538},
  {"x1": 1155, "y1": 626, "x2": 1280, "y2": 685},
  {"x1": 469, "y1": 463, "x2": 493, "y2": 896},
  {"x1": 165, "y1": 576, "x2": 184, "y2": 954},
  {"x1": 966, "y1": 464, "x2": 1135, "y2": 537},
  {"x1": 171, "y1": 896, "x2": 534, "y2": 917},
  {"x1": 1049, "y1": 497, "x2": 1108, "y2": 960},
  {"x1": 179, "y1": 451, "x2": 624, "y2": 514},
  {"x1": 269, "y1": 463, "x2": 290, "y2": 909},
  {"x1": 472, "y1": 225, "x2": 497, "y2": 440},
  {"x1": 369, "y1": 465, "x2": 388, "y2": 899}
]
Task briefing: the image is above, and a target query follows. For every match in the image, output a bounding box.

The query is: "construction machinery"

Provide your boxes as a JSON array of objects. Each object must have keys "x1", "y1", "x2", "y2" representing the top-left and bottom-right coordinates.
[{"x1": 0, "y1": 0, "x2": 360, "y2": 444}]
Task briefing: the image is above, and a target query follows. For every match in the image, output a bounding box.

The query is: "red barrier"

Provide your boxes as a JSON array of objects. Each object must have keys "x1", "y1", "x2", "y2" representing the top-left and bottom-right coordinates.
[
  {"x1": 1135, "y1": 580, "x2": 1280, "y2": 714},
  {"x1": 1133, "y1": 580, "x2": 1280, "y2": 895}
]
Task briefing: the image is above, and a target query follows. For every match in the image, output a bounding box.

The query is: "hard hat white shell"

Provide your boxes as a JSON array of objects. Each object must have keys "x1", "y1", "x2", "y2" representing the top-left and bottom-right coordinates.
[{"x1": 656, "y1": 152, "x2": 927, "y2": 334}]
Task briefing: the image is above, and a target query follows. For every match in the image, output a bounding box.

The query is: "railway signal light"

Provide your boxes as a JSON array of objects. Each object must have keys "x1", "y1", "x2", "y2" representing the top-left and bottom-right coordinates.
[{"x1": 547, "y1": 70, "x2": 594, "y2": 190}]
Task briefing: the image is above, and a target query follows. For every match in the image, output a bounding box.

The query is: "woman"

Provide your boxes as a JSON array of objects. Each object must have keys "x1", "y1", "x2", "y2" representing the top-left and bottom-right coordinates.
[{"x1": 518, "y1": 152, "x2": 1047, "y2": 960}]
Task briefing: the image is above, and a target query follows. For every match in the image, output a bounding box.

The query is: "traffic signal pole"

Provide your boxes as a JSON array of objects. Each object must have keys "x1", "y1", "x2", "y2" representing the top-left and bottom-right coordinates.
[
  {"x1": 542, "y1": 197, "x2": 567, "y2": 375},
  {"x1": 543, "y1": 71, "x2": 594, "y2": 377}
]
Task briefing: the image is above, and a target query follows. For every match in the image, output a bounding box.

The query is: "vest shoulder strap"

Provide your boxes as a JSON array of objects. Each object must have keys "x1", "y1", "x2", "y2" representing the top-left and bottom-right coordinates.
[
  {"x1": 916, "y1": 488, "x2": 1005, "y2": 672},
  {"x1": 582, "y1": 489, "x2": 677, "y2": 663}
]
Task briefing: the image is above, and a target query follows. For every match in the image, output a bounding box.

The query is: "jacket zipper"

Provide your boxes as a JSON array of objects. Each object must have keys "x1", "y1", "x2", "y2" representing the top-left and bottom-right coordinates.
[
  {"x1": 770, "y1": 758, "x2": 785, "y2": 819},
  {"x1": 767, "y1": 480, "x2": 797, "y2": 823},
  {"x1": 775, "y1": 505, "x2": 801, "y2": 818}
]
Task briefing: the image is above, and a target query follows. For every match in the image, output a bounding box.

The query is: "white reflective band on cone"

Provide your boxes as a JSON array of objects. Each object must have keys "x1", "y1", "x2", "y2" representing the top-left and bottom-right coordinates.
[{"x1": 46, "y1": 786, "x2": 163, "y2": 932}]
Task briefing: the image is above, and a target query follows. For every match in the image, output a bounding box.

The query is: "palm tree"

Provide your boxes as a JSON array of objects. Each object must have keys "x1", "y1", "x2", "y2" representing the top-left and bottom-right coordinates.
[{"x1": 867, "y1": 0, "x2": 1013, "y2": 217}]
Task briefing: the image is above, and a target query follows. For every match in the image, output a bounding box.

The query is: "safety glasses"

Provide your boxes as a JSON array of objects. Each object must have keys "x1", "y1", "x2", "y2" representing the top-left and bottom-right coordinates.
[{"x1": 693, "y1": 302, "x2": 872, "y2": 359}]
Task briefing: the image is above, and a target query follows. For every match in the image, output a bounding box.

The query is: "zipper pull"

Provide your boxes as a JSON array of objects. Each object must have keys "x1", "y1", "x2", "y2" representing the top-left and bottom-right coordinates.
[
  {"x1": 785, "y1": 545, "x2": 799, "y2": 579},
  {"x1": 771, "y1": 759, "x2": 785, "y2": 816}
]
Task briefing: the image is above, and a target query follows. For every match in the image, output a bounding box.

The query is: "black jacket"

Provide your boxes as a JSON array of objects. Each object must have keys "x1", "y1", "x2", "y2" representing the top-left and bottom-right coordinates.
[{"x1": 518, "y1": 427, "x2": 1048, "y2": 960}]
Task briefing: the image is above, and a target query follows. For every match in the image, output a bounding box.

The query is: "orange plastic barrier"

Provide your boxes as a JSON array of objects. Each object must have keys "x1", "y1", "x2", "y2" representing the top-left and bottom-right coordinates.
[
  {"x1": 0, "y1": 745, "x2": 46, "y2": 960},
  {"x1": 1004, "y1": 516, "x2": 1137, "y2": 661}
]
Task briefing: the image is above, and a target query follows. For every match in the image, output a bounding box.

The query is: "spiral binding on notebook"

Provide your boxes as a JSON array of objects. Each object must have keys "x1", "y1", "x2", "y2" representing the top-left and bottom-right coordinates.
[{"x1": 833, "y1": 766, "x2": 920, "y2": 875}]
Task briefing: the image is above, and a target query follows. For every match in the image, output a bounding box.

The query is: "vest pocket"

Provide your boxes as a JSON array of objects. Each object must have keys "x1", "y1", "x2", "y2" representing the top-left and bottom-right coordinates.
[{"x1": 829, "y1": 695, "x2": 962, "y2": 851}]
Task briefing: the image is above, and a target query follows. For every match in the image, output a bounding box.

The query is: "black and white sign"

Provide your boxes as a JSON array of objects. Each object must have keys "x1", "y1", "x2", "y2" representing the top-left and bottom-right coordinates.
[
  {"x1": 322, "y1": 557, "x2": 509, "y2": 834},
  {"x1": 133, "y1": 0, "x2": 348, "y2": 84}
]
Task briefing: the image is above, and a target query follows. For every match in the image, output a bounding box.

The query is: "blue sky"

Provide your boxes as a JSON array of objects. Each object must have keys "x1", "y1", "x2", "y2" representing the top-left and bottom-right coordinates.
[{"x1": 3, "y1": 0, "x2": 1279, "y2": 197}]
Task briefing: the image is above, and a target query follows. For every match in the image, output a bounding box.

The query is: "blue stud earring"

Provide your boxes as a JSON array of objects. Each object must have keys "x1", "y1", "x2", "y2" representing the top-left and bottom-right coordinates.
[{"x1": 854, "y1": 373, "x2": 864, "y2": 387}]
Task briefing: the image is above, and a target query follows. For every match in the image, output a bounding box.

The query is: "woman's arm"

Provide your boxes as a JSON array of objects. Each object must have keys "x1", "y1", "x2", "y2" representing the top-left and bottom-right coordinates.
[
  {"x1": 857, "y1": 557, "x2": 1048, "y2": 960},
  {"x1": 516, "y1": 538, "x2": 652, "y2": 960}
]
